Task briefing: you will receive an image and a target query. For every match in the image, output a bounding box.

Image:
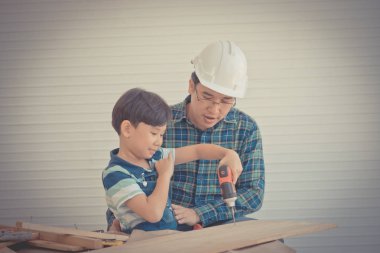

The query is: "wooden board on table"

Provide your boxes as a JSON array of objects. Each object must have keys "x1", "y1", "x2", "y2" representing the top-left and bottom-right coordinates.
[
  {"x1": 89, "y1": 220, "x2": 336, "y2": 253},
  {"x1": 38, "y1": 231, "x2": 104, "y2": 249},
  {"x1": 27, "y1": 240, "x2": 85, "y2": 252},
  {"x1": 16, "y1": 222, "x2": 128, "y2": 241},
  {"x1": 129, "y1": 228, "x2": 295, "y2": 253},
  {"x1": 231, "y1": 240, "x2": 296, "y2": 253},
  {"x1": 17, "y1": 247, "x2": 69, "y2": 253},
  {"x1": 128, "y1": 229, "x2": 179, "y2": 242},
  {"x1": 128, "y1": 229, "x2": 295, "y2": 253}
]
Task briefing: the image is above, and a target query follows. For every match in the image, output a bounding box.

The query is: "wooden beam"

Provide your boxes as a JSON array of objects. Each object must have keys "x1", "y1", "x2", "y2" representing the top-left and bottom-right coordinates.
[
  {"x1": 128, "y1": 229, "x2": 179, "y2": 242},
  {"x1": 89, "y1": 220, "x2": 336, "y2": 253},
  {"x1": 231, "y1": 240, "x2": 296, "y2": 253},
  {"x1": 27, "y1": 240, "x2": 85, "y2": 252},
  {"x1": 38, "y1": 231, "x2": 104, "y2": 249},
  {"x1": 16, "y1": 222, "x2": 129, "y2": 241},
  {"x1": 129, "y1": 230, "x2": 296, "y2": 253}
]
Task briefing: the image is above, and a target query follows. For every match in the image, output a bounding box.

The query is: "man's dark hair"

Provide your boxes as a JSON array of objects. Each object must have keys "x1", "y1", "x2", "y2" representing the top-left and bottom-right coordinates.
[
  {"x1": 191, "y1": 71, "x2": 200, "y2": 86},
  {"x1": 112, "y1": 88, "x2": 172, "y2": 135}
]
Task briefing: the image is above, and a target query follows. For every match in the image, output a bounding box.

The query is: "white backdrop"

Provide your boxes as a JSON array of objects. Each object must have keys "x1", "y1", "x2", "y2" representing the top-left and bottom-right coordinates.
[{"x1": 1, "y1": 1, "x2": 380, "y2": 252}]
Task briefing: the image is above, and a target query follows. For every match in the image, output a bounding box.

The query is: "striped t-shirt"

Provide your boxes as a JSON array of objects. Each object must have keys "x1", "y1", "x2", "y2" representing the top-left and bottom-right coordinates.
[{"x1": 102, "y1": 147, "x2": 175, "y2": 232}]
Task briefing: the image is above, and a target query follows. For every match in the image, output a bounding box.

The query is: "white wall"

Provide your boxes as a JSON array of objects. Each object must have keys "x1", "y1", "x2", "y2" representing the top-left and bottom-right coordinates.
[{"x1": 0, "y1": 0, "x2": 379, "y2": 252}]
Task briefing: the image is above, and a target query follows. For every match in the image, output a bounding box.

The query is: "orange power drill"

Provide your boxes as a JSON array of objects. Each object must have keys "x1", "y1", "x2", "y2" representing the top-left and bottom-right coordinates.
[{"x1": 217, "y1": 165, "x2": 237, "y2": 223}]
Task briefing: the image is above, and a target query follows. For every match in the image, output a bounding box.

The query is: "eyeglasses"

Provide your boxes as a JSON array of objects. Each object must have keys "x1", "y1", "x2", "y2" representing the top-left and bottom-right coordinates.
[{"x1": 194, "y1": 87, "x2": 236, "y2": 108}]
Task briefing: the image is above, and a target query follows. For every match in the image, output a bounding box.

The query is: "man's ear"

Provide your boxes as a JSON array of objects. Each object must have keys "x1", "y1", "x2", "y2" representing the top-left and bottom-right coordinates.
[
  {"x1": 188, "y1": 79, "x2": 195, "y2": 94},
  {"x1": 120, "y1": 120, "x2": 133, "y2": 138}
]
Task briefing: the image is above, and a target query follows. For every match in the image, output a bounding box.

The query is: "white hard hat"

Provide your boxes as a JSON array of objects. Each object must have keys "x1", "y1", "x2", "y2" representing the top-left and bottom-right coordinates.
[{"x1": 191, "y1": 40, "x2": 248, "y2": 98}]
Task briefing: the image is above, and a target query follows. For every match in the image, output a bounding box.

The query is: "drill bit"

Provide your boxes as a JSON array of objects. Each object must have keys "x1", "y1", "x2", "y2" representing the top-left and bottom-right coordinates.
[{"x1": 231, "y1": 207, "x2": 236, "y2": 224}]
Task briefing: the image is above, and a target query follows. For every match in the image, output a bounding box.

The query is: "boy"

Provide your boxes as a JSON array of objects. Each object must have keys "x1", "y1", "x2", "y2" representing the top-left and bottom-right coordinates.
[{"x1": 102, "y1": 88, "x2": 242, "y2": 233}]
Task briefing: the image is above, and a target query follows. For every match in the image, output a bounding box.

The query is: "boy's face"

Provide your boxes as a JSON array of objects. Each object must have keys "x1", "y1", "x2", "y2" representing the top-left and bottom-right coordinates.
[{"x1": 129, "y1": 122, "x2": 167, "y2": 159}]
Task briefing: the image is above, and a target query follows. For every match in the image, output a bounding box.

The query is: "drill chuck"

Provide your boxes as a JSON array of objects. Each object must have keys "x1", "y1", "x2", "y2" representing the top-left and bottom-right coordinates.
[{"x1": 220, "y1": 183, "x2": 237, "y2": 207}]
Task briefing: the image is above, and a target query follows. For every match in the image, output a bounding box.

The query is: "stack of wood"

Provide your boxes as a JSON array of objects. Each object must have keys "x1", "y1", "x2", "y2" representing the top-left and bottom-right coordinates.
[
  {"x1": 0, "y1": 222, "x2": 129, "y2": 252},
  {"x1": 1, "y1": 220, "x2": 337, "y2": 253}
]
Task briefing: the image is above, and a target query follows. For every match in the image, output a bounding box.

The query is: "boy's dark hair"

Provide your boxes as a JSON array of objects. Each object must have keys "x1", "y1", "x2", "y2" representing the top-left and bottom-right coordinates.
[{"x1": 112, "y1": 88, "x2": 172, "y2": 135}]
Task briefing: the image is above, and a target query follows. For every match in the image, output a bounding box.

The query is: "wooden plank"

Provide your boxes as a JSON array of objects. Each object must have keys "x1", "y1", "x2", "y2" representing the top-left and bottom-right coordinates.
[
  {"x1": 16, "y1": 222, "x2": 129, "y2": 241},
  {"x1": 27, "y1": 240, "x2": 85, "y2": 252},
  {"x1": 101, "y1": 240, "x2": 125, "y2": 247},
  {"x1": 230, "y1": 241, "x2": 296, "y2": 253},
  {"x1": 38, "y1": 231, "x2": 104, "y2": 249},
  {"x1": 89, "y1": 220, "x2": 336, "y2": 253},
  {"x1": 17, "y1": 248, "x2": 68, "y2": 253},
  {"x1": 128, "y1": 230, "x2": 295, "y2": 253},
  {"x1": 128, "y1": 229, "x2": 179, "y2": 242}
]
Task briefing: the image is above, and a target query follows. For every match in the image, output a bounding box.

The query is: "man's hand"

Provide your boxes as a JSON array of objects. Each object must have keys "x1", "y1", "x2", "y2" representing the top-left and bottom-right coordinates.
[
  {"x1": 171, "y1": 204, "x2": 200, "y2": 226},
  {"x1": 219, "y1": 150, "x2": 243, "y2": 184}
]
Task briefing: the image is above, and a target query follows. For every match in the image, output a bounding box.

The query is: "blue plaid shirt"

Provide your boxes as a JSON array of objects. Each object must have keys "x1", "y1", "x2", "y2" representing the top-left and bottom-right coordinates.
[{"x1": 163, "y1": 96, "x2": 265, "y2": 227}]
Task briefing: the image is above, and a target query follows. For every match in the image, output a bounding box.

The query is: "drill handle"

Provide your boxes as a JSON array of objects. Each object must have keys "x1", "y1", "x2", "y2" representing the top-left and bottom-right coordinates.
[
  {"x1": 218, "y1": 165, "x2": 237, "y2": 198},
  {"x1": 217, "y1": 165, "x2": 233, "y2": 184}
]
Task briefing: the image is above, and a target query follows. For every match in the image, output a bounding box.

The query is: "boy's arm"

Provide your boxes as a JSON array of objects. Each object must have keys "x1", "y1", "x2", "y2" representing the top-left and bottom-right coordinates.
[
  {"x1": 126, "y1": 153, "x2": 174, "y2": 223},
  {"x1": 174, "y1": 144, "x2": 242, "y2": 183},
  {"x1": 126, "y1": 176, "x2": 171, "y2": 223}
]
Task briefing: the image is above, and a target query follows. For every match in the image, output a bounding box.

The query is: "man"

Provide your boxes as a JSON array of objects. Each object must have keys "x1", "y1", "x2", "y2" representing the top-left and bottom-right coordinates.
[{"x1": 107, "y1": 40, "x2": 265, "y2": 231}]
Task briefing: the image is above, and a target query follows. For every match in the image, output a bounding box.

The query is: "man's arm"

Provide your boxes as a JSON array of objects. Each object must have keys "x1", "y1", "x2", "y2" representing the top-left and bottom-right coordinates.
[
  {"x1": 193, "y1": 126, "x2": 265, "y2": 227},
  {"x1": 174, "y1": 144, "x2": 243, "y2": 182}
]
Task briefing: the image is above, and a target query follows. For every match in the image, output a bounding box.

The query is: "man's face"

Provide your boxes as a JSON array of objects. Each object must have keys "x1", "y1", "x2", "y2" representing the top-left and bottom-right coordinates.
[{"x1": 187, "y1": 81, "x2": 235, "y2": 131}]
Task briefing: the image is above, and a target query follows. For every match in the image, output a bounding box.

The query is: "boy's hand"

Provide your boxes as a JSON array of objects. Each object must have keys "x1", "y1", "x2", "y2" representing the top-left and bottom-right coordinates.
[
  {"x1": 155, "y1": 151, "x2": 174, "y2": 179},
  {"x1": 219, "y1": 150, "x2": 243, "y2": 184}
]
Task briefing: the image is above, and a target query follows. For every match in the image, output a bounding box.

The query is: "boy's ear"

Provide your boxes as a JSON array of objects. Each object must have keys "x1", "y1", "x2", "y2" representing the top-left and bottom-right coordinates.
[{"x1": 120, "y1": 120, "x2": 133, "y2": 137}]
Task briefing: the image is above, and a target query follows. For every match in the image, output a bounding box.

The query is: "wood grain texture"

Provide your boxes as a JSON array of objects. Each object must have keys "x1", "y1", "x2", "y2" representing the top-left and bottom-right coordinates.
[
  {"x1": 38, "y1": 231, "x2": 104, "y2": 249},
  {"x1": 90, "y1": 220, "x2": 336, "y2": 253},
  {"x1": 27, "y1": 240, "x2": 84, "y2": 252},
  {"x1": 228, "y1": 240, "x2": 296, "y2": 253},
  {"x1": 129, "y1": 230, "x2": 295, "y2": 253},
  {"x1": 16, "y1": 222, "x2": 128, "y2": 241}
]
